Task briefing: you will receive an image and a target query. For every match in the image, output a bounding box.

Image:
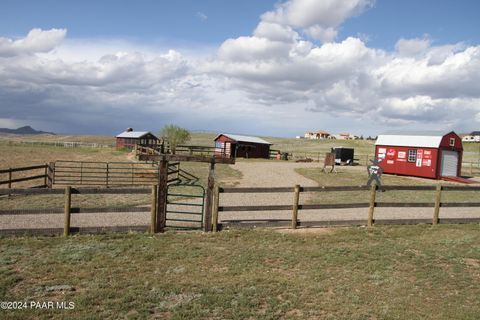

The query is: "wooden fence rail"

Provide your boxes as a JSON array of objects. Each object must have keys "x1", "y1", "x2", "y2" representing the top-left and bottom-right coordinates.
[
  {"x1": 0, "y1": 187, "x2": 154, "y2": 236},
  {"x1": 0, "y1": 164, "x2": 52, "y2": 189},
  {"x1": 213, "y1": 184, "x2": 480, "y2": 231},
  {"x1": 2, "y1": 184, "x2": 480, "y2": 236}
]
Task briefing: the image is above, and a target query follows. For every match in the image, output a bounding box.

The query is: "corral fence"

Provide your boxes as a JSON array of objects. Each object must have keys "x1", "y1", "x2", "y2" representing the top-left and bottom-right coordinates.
[
  {"x1": 0, "y1": 161, "x2": 197, "y2": 188},
  {"x1": 1, "y1": 184, "x2": 480, "y2": 236},
  {"x1": 0, "y1": 183, "x2": 210, "y2": 236},
  {"x1": 136, "y1": 144, "x2": 229, "y2": 159},
  {"x1": 53, "y1": 160, "x2": 181, "y2": 186},
  {"x1": 2, "y1": 140, "x2": 115, "y2": 148},
  {"x1": 212, "y1": 185, "x2": 480, "y2": 231},
  {"x1": 0, "y1": 164, "x2": 53, "y2": 189}
]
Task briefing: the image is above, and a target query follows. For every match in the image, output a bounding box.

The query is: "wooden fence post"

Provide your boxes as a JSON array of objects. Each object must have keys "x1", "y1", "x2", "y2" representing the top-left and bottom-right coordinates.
[
  {"x1": 64, "y1": 186, "x2": 71, "y2": 236},
  {"x1": 106, "y1": 163, "x2": 109, "y2": 187},
  {"x1": 48, "y1": 162, "x2": 55, "y2": 188},
  {"x1": 8, "y1": 168, "x2": 12, "y2": 189},
  {"x1": 212, "y1": 185, "x2": 220, "y2": 232},
  {"x1": 433, "y1": 184, "x2": 442, "y2": 225},
  {"x1": 292, "y1": 185, "x2": 300, "y2": 229},
  {"x1": 204, "y1": 157, "x2": 215, "y2": 232},
  {"x1": 44, "y1": 164, "x2": 48, "y2": 187},
  {"x1": 150, "y1": 184, "x2": 158, "y2": 233},
  {"x1": 367, "y1": 185, "x2": 376, "y2": 227},
  {"x1": 156, "y1": 156, "x2": 168, "y2": 233}
]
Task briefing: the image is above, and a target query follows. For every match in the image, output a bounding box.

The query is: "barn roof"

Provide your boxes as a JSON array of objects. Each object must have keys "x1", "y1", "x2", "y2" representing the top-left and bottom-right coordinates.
[
  {"x1": 215, "y1": 133, "x2": 272, "y2": 145},
  {"x1": 116, "y1": 131, "x2": 157, "y2": 139},
  {"x1": 375, "y1": 131, "x2": 452, "y2": 148}
]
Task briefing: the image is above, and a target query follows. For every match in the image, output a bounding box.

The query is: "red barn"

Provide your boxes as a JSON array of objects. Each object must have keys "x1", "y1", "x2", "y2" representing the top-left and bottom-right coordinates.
[
  {"x1": 375, "y1": 131, "x2": 463, "y2": 179},
  {"x1": 214, "y1": 134, "x2": 272, "y2": 159},
  {"x1": 116, "y1": 128, "x2": 159, "y2": 149}
]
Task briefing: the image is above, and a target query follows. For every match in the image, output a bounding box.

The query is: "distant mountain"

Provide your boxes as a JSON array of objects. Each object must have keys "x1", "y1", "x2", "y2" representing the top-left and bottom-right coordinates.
[{"x1": 0, "y1": 126, "x2": 56, "y2": 135}]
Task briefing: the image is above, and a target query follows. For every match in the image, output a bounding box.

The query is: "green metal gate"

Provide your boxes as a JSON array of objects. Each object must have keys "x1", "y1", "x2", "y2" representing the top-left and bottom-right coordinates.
[{"x1": 166, "y1": 183, "x2": 205, "y2": 229}]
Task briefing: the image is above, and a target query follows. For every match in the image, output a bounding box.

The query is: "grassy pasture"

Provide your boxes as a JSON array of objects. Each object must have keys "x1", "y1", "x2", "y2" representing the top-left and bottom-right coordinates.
[{"x1": 1, "y1": 226, "x2": 479, "y2": 319}]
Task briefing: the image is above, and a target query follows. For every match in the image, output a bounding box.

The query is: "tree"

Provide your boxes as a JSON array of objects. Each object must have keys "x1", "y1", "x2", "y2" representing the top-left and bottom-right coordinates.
[{"x1": 160, "y1": 124, "x2": 191, "y2": 154}]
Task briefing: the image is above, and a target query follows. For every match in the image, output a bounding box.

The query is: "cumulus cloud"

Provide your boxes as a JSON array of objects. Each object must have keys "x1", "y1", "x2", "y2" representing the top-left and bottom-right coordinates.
[
  {"x1": 0, "y1": 28, "x2": 66, "y2": 57},
  {"x1": 1, "y1": 0, "x2": 480, "y2": 136},
  {"x1": 261, "y1": 0, "x2": 375, "y2": 42},
  {"x1": 395, "y1": 37, "x2": 430, "y2": 57}
]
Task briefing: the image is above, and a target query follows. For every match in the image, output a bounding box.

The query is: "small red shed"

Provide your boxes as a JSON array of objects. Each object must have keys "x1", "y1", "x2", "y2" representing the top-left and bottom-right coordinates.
[
  {"x1": 214, "y1": 133, "x2": 272, "y2": 159},
  {"x1": 116, "y1": 128, "x2": 159, "y2": 149},
  {"x1": 375, "y1": 131, "x2": 463, "y2": 179}
]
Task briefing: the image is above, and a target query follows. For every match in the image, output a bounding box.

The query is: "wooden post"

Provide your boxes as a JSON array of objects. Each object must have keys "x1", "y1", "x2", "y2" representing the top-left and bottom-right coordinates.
[
  {"x1": 367, "y1": 185, "x2": 376, "y2": 227},
  {"x1": 150, "y1": 184, "x2": 158, "y2": 233},
  {"x1": 204, "y1": 157, "x2": 215, "y2": 232},
  {"x1": 470, "y1": 162, "x2": 473, "y2": 176},
  {"x1": 44, "y1": 164, "x2": 48, "y2": 187},
  {"x1": 64, "y1": 186, "x2": 71, "y2": 236},
  {"x1": 106, "y1": 163, "x2": 109, "y2": 187},
  {"x1": 156, "y1": 157, "x2": 168, "y2": 233},
  {"x1": 292, "y1": 185, "x2": 300, "y2": 229},
  {"x1": 48, "y1": 162, "x2": 55, "y2": 187},
  {"x1": 212, "y1": 185, "x2": 220, "y2": 232},
  {"x1": 433, "y1": 184, "x2": 442, "y2": 225},
  {"x1": 8, "y1": 168, "x2": 12, "y2": 189}
]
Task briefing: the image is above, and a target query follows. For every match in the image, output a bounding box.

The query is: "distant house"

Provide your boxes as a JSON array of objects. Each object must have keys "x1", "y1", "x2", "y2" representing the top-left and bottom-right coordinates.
[
  {"x1": 116, "y1": 128, "x2": 159, "y2": 149},
  {"x1": 304, "y1": 130, "x2": 330, "y2": 140},
  {"x1": 338, "y1": 133, "x2": 355, "y2": 140},
  {"x1": 462, "y1": 131, "x2": 480, "y2": 142},
  {"x1": 214, "y1": 133, "x2": 272, "y2": 159}
]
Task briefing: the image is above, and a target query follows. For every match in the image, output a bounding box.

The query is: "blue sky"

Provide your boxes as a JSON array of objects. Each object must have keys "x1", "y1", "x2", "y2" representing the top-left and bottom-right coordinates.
[{"x1": 0, "y1": 0, "x2": 480, "y2": 136}]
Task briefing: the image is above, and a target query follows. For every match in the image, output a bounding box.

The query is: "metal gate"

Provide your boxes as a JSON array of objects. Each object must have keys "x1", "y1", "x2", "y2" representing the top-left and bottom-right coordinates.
[
  {"x1": 166, "y1": 183, "x2": 205, "y2": 229},
  {"x1": 53, "y1": 160, "x2": 180, "y2": 186},
  {"x1": 440, "y1": 150, "x2": 458, "y2": 176}
]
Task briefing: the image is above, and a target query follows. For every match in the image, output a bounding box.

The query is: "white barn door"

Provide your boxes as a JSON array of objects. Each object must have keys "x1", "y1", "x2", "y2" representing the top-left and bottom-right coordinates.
[{"x1": 440, "y1": 150, "x2": 459, "y2": 177}]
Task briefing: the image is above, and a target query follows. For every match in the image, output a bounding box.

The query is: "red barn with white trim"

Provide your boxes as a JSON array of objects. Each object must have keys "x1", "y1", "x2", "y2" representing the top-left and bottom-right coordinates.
[{"x1": 375, "y1": 131, "x2": 463, "y2": 179}]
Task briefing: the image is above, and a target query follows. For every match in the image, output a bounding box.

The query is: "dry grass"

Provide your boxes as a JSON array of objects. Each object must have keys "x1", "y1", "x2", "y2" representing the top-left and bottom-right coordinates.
[{"x1": 1, "y1": 225, "x2": 479, "y2": 319}]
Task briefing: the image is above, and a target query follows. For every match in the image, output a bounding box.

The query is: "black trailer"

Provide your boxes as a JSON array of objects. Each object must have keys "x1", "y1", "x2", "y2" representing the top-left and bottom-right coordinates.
[{"x1": 332, "y1": 147, "x2": 354, "y2": 165}]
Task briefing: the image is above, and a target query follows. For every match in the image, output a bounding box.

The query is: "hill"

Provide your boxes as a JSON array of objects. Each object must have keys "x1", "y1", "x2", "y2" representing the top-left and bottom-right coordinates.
[{"x1": 0, "y1": 125, "x2": 55, "y2": 135}]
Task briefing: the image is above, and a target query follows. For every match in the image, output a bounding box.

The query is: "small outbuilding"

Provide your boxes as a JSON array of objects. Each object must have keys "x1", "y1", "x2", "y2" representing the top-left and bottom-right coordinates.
[
  {"x1": 116, "y1": 128, "x2": 159, "y2": 149},
  {"x1": 375, "y1": 131, "x2": 463, "y2": 179},
  {"x1": 214, "y1": 133, "x2": 272, "y2": 159}
]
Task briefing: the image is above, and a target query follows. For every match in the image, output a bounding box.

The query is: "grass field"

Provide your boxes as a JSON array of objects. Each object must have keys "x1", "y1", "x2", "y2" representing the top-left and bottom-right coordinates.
[{"x1": 1, "y1": 226, "x2": 479, "y2": 319}]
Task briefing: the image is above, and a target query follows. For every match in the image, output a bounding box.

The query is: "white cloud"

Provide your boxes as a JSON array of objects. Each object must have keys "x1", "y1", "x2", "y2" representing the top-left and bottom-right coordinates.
[
  {"x1": 1, "y1": 0, "x2": 480, "y2": 136},
  {"x1": 261, "y1": 0, "x2": 375, "y2": 42},
  {"x1": 395, "y1": 37, "x2": 430, "y2": 57},
  {"x1": 196, "y1": 12, "x2": 208, "y2": 22},
  {"x1": 0, "y1": 28, "x2": 66, "y2": 57}
]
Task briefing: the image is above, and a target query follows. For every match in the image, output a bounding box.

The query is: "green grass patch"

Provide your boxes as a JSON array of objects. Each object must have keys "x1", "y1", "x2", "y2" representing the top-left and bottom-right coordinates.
[{"x1": 0, "y1": 225, "x2": 479, "y2": 319}]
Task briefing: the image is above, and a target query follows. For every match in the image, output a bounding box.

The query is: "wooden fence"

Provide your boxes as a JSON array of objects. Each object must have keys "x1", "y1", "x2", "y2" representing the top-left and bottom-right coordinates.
[
  {"x1": 0, "y1": 161, "x2": 185, "y2": 188},
  {"x1": 212, "y1": 185, "x2": 480, "y2": 231},
  {"x1": 0, "y1": 187, "x2": 153, "y2": 236},
  {"x1": 0, "y1": 164, "x2": 53, "y2": 189},
  {"x1": 53, "y1": 160, "x2": 181, "y2": 186},
  {"x1": 3, "y1": 140, "x2": 115, "y2": 148}
]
